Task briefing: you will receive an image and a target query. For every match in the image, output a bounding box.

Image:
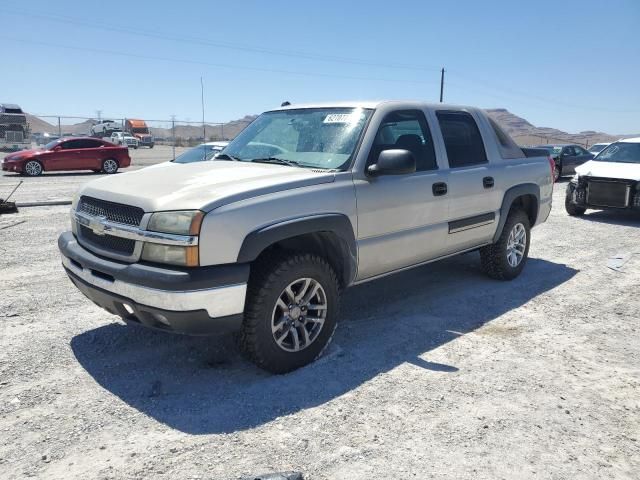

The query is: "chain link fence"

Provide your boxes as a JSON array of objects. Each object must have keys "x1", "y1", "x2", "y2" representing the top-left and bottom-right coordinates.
[{"x1": 4, "y1": 114, "x2": 253, "y2": 154}]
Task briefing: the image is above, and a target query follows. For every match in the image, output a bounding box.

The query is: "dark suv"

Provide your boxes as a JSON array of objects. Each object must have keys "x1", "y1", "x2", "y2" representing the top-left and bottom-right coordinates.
[{"x1": 535, "y1": 144, "x2": 593, "y2": 181}]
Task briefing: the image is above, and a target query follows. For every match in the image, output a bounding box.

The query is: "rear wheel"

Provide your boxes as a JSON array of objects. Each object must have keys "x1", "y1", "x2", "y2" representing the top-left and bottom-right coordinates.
[
  {"x1": 480, "y1": 209, "x2": 531, "y2": 280},
  {"x1": 24, "y1": 160, "x2": 43, "y2": 176},
  {"x1": 553, "y1": 163, "x2": 561, "y2": 182},
  {"x1": 239, "y1": 253, "x2": 340, "y2": 374},
  {"x1": 102, "y1": 158, "x2": 119, "y2": 174}
]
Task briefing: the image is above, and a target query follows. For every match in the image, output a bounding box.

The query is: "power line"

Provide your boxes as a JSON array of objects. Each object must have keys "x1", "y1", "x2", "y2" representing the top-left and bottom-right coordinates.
[
  {"x1": 0, "y1": 7, "x2": 443, "y2": 73},
  {"x1": 0, "y1": 35, "x2": 442, "y2": 88}
]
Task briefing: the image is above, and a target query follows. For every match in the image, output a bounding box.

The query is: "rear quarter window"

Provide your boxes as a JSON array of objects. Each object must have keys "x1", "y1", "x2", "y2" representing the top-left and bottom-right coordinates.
[{"x1": 436, "y1": 111, "x2": 488, "y2": 168}]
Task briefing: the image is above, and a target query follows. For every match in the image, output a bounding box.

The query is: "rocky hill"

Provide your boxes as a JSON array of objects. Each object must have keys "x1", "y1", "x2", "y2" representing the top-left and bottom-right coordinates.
[{"x1": 484, "y1": 109, "x2": 631, "y2": 147}]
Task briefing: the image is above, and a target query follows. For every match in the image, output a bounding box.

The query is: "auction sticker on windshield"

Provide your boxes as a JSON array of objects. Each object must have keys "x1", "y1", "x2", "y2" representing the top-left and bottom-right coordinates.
[{"x1": 323, "y1": 113, "x2": 360, "y2": 124}]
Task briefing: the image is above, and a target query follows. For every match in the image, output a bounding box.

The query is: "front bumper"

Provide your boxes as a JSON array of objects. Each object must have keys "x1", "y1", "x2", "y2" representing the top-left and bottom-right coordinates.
[
  {"x1": 567, "y1": 178, "x2": 640, "y2": 210},
  {"x1": 59, "y1": 231, "x2": 248, "y2": 335}
]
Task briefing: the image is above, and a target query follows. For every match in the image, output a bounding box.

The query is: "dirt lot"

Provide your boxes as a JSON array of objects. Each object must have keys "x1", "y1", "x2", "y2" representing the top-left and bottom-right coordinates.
[{"x1": 0, "y1": 164, "x2": 639, "y2": 479}]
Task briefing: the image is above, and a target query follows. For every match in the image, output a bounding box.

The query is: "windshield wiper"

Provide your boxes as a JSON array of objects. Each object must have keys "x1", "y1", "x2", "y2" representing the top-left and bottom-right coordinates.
[
  {"x1": 214, "y1": 153, "x2": 242, "y2": 161},
  {"x1": 250, "y1": 157, "x2": 302, "y2": 167}
]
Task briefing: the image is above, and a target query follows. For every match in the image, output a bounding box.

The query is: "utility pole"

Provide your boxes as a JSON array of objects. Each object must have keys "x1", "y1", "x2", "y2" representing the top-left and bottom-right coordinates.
[
  {"x1": 439, "y1": 68, "x2": 445, "y2": 103},
  {"x1": 171, "y1": 115, "x2": 176, "y2": 160},
  {"x1": 200, "y1": 77, "x2": 206, "y2": 142},
  {"x1": 96, "y1": 110, "x2": 102, "y2": 123}
]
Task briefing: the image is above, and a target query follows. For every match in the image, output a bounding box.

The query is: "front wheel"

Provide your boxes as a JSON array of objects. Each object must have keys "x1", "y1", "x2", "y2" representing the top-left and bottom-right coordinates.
[
  {"x1": 101, "y1": 158, "x2": 119, "y2": 174},
  {"x1": 480, "y1": 209, "x2": 531, "y2": 280},
  {"x1": 24, "y1": 160, "x2": 43, "y2": 176},
  {"x1": 565, "y1": 195, "x2": 586, "y2": 216},
  {"x1": 239, "y1": 253, "x2": 340, "y2": 374}
]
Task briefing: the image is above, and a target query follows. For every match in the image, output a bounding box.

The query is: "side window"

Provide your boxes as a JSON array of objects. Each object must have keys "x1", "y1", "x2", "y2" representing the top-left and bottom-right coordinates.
[
  {"x1": 574, "y1": 146, "x2": 587, "y2": 155},
  {"x1": 81, "y1": 139, "x2": 101, "y2": 149},
  {"x1": 436, "y1": 111, "x2": 488, "y2": 168},
  {"x1": 563, "y1": 146, "x2": 576, "y2": 156},
  {"x1": 369, "y1": 110, "x2": 437, "y2": 171},
  {"x1": 61, "y1": 140, "x2": 83, "y2": 150}
]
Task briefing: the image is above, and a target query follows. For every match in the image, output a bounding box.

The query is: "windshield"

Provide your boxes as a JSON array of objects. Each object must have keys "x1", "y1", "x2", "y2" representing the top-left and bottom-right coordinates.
[
  {"x1": 173, "y1": 144, "x2": 222, "y2": 163},
  {"x1": 594, "y1": 142, "x2": 640, "y2": 164},
  {"x1": 551, "y1": 146, "x2": 563, "y2": 154},
  {"x1": 588, "y1": 144, "x2": 607, "y2": 153},
  {"x1": 222, "y1": 107, "x2": 372, "y2": 170}
]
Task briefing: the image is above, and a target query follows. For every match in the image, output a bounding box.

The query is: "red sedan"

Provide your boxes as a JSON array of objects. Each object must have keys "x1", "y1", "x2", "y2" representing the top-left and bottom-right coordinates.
[{"x1": 1, "y1": 137, "x2": 131, "y2": 176}]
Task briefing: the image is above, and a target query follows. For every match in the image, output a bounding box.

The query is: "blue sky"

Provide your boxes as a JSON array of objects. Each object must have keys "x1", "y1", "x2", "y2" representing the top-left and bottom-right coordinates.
[{"x1": 1, "y1": 0, "x2": 638, "y2": 133}]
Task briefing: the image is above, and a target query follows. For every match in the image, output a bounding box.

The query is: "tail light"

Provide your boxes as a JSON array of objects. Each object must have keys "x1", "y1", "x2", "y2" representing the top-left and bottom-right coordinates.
[{"x1": 548, "y1": 156, "x2": 556, "y2": 183}]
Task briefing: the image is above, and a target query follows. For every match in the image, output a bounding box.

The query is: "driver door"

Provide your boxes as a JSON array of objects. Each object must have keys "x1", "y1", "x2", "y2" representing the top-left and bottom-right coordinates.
[{"x1": 354, "y1": 109, "x2": 450, "y2": 280}]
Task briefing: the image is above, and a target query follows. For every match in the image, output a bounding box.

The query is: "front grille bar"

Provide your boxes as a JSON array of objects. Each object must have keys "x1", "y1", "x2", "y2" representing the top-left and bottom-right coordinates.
[{"x1": 74, "y1": 210, "x2": 198, "y2": 246}]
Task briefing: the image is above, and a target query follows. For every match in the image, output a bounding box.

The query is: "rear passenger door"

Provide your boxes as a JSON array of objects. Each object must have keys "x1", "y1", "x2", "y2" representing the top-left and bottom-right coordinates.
[
  {"x1": 354, "y1": 109, "x2": 450, "y2": 280},
  {"x1": 435, "y1": 111, "x2": 497, "y2": 251}
]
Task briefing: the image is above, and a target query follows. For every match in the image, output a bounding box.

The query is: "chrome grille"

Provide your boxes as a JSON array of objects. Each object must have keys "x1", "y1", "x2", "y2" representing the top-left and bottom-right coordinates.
[
  {"x1": 78, "y1": 196, "x2": 144, "y2": 226},
  {"x1": 79, "y1": 225, "x2": 136, "y2": 256}
]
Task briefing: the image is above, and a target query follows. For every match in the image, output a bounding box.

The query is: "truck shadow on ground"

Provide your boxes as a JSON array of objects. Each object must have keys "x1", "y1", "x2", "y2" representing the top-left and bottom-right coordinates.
[{"x1": 71, "y1": 255, "x2": 577, "y2": 434}]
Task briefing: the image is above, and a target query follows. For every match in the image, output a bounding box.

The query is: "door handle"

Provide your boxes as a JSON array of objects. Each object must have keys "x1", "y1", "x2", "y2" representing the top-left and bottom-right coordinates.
[
  {"x1": 483, "y1": 176, "x2": 494, "y2": 189},
  {"x1": 432, "y1": 182, "x2": 448, "y2": 196}
]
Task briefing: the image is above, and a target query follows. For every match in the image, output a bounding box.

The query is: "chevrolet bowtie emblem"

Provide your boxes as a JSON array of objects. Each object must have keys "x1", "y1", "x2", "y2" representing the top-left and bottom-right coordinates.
[{"x1": 90, "y1": 216, "x2": 108, "y2": 236}]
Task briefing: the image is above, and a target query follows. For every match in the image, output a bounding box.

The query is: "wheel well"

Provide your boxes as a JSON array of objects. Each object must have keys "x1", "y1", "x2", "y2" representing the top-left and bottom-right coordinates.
[
  {"x1": 510, "y1": 194, "x2": 538, "y2": 226},
  {"x1": 253, "y1": 232, "x2": 355, "y2": 288}
]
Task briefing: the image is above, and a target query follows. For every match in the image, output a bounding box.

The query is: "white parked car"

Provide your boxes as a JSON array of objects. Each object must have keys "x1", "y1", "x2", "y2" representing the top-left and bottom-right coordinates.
[
  {"x1": 171, "y1": 141, "x2": 229, "y2": 163},
  {"x1": 566, "y1": 137, "x2": 640, "y2": 215},
  {"x1": 587, "y1": 142, "x2": 611, "y2": 157},
  {"x1": 110, "y1": 131, "x2": 139, "y2": 149},
  {"x1": 91, "y1": 120, "x2": 122, "y2": 137}
]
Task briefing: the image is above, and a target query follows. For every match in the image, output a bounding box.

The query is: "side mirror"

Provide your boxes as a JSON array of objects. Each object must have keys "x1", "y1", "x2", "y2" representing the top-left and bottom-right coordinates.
[{"x1": 367, "y1": 149, "x2": 416, "y2": 176}]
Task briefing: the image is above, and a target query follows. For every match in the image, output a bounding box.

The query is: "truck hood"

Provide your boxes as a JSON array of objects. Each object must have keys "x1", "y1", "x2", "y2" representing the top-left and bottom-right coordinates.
[
  {"x1": 79, "y1": 161, "x2": 336, "y2": 212},
  {"x1": 575, "y1": 160, "x2": 640, "y2": 181}
]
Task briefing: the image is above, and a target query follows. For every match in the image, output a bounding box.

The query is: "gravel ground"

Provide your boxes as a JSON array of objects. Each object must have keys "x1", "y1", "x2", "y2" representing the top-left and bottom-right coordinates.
[{"x1": 0, "y1": 170, "x2": 639, "y2": 479}]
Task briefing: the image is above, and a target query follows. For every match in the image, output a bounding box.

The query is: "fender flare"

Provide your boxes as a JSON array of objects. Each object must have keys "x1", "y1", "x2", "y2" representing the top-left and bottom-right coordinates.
[
  {"x1": 493, "y1": 183, "x2": 540, "y2": 242},
  {"x1": 237, "y1": 214, "x2": 358, "y2": 284}
]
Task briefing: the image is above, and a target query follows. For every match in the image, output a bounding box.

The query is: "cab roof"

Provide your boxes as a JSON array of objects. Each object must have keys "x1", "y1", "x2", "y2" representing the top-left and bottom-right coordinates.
[{"x1": 271, "y1": 100, "x2": 477, "y2": 112}]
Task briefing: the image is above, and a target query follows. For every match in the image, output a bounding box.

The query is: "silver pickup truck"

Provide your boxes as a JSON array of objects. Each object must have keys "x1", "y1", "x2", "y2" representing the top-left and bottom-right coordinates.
[{"x1": 58, "y1": 101, "x2": 554, "y2": 373}]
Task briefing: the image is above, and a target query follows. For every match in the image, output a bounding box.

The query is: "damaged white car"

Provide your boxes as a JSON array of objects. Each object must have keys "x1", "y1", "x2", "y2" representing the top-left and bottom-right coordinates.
[{"x1": 565, "y1": 137, "x2": 640, "y2": 216}]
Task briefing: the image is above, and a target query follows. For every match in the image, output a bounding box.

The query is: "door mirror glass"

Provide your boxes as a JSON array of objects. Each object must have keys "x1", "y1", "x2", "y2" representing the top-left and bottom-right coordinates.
[{"x1": 367, "y1": 149, "x2": 416, "y2": 176}]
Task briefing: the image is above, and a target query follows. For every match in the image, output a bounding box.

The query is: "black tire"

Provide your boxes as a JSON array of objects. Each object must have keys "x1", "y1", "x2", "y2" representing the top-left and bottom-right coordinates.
[
  {"x1": 24, "y1": 160, "x2": 43, "y2": 176},
  {"x1": 565, "y1": 194, "x2": 586, "y2": 216},
  {"x1": 480, "y1": 209, "x2": 531, "y2": 281},
  {"x1": 101, "y1": 158, "x2": 119, "y2": 174},
  {"x1": 239, "y1": 253, "x2": 340, "y2": 374},
  {"x1": 149, "y1": 144, "x2": 154, "y2": 149}
]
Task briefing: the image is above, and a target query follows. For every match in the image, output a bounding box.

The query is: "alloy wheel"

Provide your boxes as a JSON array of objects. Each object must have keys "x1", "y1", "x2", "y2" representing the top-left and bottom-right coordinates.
[
  {"x1": 103, "y1": 159, "x2": 118, "y2": 173},
  {"x1": 25, "y1": 161, "x2": 42, "y2": 176},
  {"x1": 506, "y1": 222, "x2": 527, "y2": 267},
  {"x1": 271, "y1": 277, "x2": 328, "y2": 352}
]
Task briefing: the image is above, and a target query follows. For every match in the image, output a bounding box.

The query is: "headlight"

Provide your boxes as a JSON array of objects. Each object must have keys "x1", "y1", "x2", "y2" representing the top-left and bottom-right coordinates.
[
  {"x1": 71, "y1": 191, "x2": 81, "y2": 209},
  {"x1": 143, "y1": 211, "x2": 203, "y2": 266},
  {"x1": 570, "y1": 174, "x2": 579, "y2": 184},
  {"x1": 147, "y1": 210, "x2": 203, "y2": 235},
  {"x1": 141, "y1": 243, "x2": 199, "y2": 266}
]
